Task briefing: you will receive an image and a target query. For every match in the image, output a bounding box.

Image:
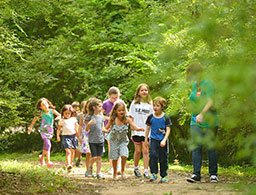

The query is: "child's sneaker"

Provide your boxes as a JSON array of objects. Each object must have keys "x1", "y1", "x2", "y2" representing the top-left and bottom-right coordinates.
[
  {"x1": 134, "y1": 168, "x2": 142, "y2": 178},
  {"x1": 210, "y1": 175, "x2": 219, "y2": 183},
  {"x1": 187, "y1": 174, "x2": 201, "y2": 183},
  {"x1": 96, "y1": 173, "x2": 105, "y2": 179},
  {"x1": 75, "y1": 159, "x2": 81, "y2": 167},
  {"x1": 85, "y1": 171, "x2": 88, "y2": 177},
  {"x1": 47, "y1": 162, "x2": 54, "y2": 168},
  {"x1": 160, "y1": 176, "x2": 168, "y2": 183},
  {"x1": 67, "y1": 164, "x2": 72, "y2": 172},
  {"x1": 108, "y1": 167, "x2": 113, "y2": 174},
  {"x1": 150, "y1": 173, "x2": 158, "y2": 181},
  {"x1": 143, "y1": 170, "x2": 150, "y2": 179}
]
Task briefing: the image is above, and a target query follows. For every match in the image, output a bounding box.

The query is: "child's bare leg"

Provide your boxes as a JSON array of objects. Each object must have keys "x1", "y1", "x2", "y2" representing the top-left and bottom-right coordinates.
[
  {"x1": 107, "y1": 140, "x2": 113, "y2": 168},
  {"x1": 142, "y1": 142, "x2": 149, "y2": 170},
  {"x1": 134, "y1": 143, "x2": 142, "y2": 167},
  {"x1": 39, "y1": 151, "x2": 45, "y2": 165},
  {"x1": 96, "y1": 157, "x2": 102, "y2": 175},
  {"x1": 70, "y1": 148, "x2": 75, "y2": 164},
  {"x1": 112, "y1": 160, "x2": 118, "y2": 179},
  {"x1": 90, "y1": 156, "x2": 97, "y2": 169},
  {"x1": 121, "y1": 156, "x2": 127, "y2": 179},
  {"x1": 86, "y1": 153, "x2": 91, "y2": 171},
  {"x1": 45, "y1": 150, "x2": 50, "y2": 163},
  {"x1": 65, "y1": 148, "x2": 72, "y2": 165}
]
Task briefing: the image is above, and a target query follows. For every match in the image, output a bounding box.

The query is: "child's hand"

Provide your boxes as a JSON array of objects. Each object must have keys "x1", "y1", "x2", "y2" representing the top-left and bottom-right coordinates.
[
  {"x1": 57, "y1": 136, "x2": 61, "y2": 142},
  {"x1": 28, "y1": 127, "x2": 32, "y2": 135},
  {"x1": 160, "y1": 140, "x2": 166, "y2": 147},
  {"x1": 55, "y1": 116, "x2": 61, "y2": 121},
  {"x1": 138, "y1": 128, "x2": 144, "y2": 131},
  {"x1": 144, "y1": 140, "x2": 149, "y2": 147},
  {"x1": 88, "y1": 119, "x2": 96, "y2": 125},
  {"x1": 196, "y1": 113, "x2": 203, "y2": 123}
]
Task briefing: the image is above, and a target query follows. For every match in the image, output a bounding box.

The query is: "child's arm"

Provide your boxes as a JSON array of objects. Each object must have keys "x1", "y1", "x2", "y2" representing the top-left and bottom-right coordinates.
[
  {"x1": 103, "y1": 116, "x2": 110, "y2": 121},
  {"x1": 127, "y1": 117, "x2": 144, "y2": 131},
  {"x1": 102, "y1": 122, "x2": 109, "y2": 133},
  {"x1": 75, "y1": 121, "x2": 82, "y2": 143},
  {"x1": 52, "y1": 109, "x2": 61, "y2": 121},
  {"x1": 144, "y1": 125, "x2": 150, "y2": 147},
  {"x1": 196, "y1": 98, "x2": 213, "y2": 123},
  {"x1": 85, "y1": 118, "x2": 95, "y2": 132},
  {"x1": 57, "y1": 125, "x2": 62, "y2": 142},
  {"x1": 160, "y1": 126, "x2": 171, "y2": 147},
  {"x1": 78, "y1": 114, "x2": 84, "y2": 144},
  {"x1": 104, "y1": 120, "x2": 113, "y2": 133},
  {"x1": 28, "y1": 116, "x2": 40, "y2": 135}
]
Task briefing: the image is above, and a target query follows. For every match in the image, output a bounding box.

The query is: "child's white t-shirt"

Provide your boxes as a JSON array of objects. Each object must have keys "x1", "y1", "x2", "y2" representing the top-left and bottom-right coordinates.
[
  {"x1": 128, "y1": 101, "x2": 153, "y2": 137},
  {"x1": 59, "y1": 117, "x2": 77, "y2": 135}
]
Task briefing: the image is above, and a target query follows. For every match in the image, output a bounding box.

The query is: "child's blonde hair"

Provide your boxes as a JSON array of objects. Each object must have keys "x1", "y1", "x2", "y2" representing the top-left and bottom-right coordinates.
[
  {"x1": 153, "y1": 96, "x2": 167, "y2": 109},
  {"x1": 108, "y1": 86, "x2": 121, "y2": 97},
  {"x1": 72, "y1": 101, "x2": 80, "y2": 109},
  {"x1": 134, "y1": 83, "x2": 152, "y2": 104},
  {"x1": 109, "y1": 102, "x2": 127, "y2": 124}
]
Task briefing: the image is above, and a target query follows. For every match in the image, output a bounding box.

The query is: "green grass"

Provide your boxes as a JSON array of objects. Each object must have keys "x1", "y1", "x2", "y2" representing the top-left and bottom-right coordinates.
[
  {"x1": 0, "y1": 160, "x2": 73, "y2": 194},
  {"x1": 0, "y1": 151, "x2": 66, "y2": 161}
]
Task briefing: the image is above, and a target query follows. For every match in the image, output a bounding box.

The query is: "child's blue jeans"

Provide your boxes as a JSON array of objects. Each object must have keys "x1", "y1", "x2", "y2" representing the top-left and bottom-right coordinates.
[
  {"x1": 190, "y1": 125, "x2": 218, "y2": 178},
  {"x1": 149, "y1": 138, "x2": 168, "y2": 178}
]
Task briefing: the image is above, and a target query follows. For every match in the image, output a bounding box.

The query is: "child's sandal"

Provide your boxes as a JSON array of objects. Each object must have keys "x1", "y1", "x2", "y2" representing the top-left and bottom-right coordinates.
[{"x1": 39, "y1": 155, "x2": 45, "y2": 165}]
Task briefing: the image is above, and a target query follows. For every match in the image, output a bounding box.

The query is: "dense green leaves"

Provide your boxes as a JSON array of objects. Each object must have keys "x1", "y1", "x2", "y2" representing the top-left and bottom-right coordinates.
[{"x1": 0, "y1": 0, "x2": 255, "y2": 166}]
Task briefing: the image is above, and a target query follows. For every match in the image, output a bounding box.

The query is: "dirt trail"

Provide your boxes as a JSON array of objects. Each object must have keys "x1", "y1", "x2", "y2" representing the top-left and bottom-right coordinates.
[{"x1": 51, "y1": 161, "x2": 246, "y2": 195}]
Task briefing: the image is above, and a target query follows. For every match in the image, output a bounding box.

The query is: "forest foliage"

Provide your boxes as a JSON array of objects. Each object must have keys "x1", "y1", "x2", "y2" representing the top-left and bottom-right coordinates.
[{"x1": 0, "y1": 0, "x2": 255, "y2": 166}]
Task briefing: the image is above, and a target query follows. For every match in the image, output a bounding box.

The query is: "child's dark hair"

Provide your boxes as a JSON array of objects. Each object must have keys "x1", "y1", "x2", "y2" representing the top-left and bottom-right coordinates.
[
  {"x1": 88, "y1": 98, "x2": 102, "y2": 116},
  {"x1": 153, "y1": 96, "x2": 167, "y2": 109},
  {"x1": 108, "y1": 86, "x2": 121, "y2": 97},
  {"x1": 36, "y1": 97, "x2": 55, "y2": 111},
  {"x1": 61, "y1": 104, "x2": 75, "y2": 118},
  {"x1": 82, "y1": 97, "x2": 95, "y2": 114},
  {"x1": 134, "y1": 83, "x2": 152, "y2": 104},
  {"x1": 109, "y1": 102, "x2": 127, "y2": 124}
]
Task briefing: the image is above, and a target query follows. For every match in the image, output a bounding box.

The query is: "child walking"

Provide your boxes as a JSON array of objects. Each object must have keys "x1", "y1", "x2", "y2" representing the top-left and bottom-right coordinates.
[
  {"x1": 78, "y1": 98, "x2": 93, "y2": 176},
  {"x1": 145, "y1": 97, "x2": 172, "y2": 183},
  {"x1": 57, "y1": 105, "x2": 79, "y2": 172},
  {"x1": 85, "y1": 98, "x2": 108, "y2": 179},
  {"x1": 128, "y1": 83, "x2": 153, "y2": 178},
  {"x1": 28, "y1": 97, "x2": 61, "y2": 167},
  {"x1": 106, "y1": 102, "x2": 144, "y2": 180},
  {"x1": 102, "y1": 86, "x2": 127, "y2": 174},
  {"x1": 74, "y1": 100, "x2": 87, "y2": 167}
]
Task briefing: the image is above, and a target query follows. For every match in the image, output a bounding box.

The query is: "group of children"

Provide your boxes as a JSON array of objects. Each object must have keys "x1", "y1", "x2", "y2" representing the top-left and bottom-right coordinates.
[{"x1": 28, "y1": 83, "x2": 172, "y2": 182}]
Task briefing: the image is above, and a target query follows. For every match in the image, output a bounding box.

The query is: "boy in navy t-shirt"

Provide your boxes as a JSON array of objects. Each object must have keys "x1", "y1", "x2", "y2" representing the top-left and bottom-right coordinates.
[{"x1": 145, "y1": 96, "x2": 172, "y2": 183}]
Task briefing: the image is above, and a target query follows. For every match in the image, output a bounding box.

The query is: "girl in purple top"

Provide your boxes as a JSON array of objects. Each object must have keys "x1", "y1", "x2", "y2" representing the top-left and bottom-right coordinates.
[
  {"x1": 28, "y1": 97, "x2": 61, "y2": 167},
  {"x1": 102, "y1": 87, "x2": 127, "y2": 174}
]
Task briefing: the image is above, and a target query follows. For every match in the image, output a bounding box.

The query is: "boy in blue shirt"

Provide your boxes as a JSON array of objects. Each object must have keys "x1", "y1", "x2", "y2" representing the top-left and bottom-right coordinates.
[{"x1": 145, "y1": 96, "x2": 172, "y2": 183}]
